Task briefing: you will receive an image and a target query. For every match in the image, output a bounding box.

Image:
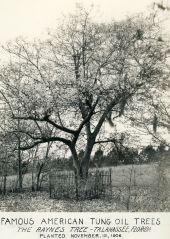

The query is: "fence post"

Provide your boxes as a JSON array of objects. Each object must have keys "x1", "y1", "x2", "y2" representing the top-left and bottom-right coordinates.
[
  {"x1": 49, "y1": 173, "x2": 52, "y2": 198},
  {"x1": 109, "y1": 168, "x2": 112, "y2": 185}
]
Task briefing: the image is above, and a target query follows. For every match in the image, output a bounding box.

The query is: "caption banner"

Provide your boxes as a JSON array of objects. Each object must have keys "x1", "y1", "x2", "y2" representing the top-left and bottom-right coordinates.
[{"x1": 0, "y1": 213, "x2": 169, "y2": 239}]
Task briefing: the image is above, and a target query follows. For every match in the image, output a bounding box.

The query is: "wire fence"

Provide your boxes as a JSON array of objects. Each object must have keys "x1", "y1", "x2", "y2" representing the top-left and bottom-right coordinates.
[{"x1": 49, "y1": 169, "x2": 112, "y2": 200}]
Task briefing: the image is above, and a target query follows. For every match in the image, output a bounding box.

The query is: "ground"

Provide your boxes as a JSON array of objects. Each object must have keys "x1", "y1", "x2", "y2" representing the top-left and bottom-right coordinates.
[{"x1": 0, "y1": 162, "x2": 169, "y2": 212}]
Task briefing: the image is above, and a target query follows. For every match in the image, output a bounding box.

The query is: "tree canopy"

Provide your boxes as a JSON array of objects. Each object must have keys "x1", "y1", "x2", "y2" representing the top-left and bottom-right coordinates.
[{"x1": 0, "y1": 7, "x2": 169, "y2": 178}]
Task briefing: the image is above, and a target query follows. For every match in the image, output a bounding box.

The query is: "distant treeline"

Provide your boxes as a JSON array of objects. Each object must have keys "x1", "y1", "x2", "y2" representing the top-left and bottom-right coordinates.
[{"x1": 1, "y1": 143, "x2": 168, "y2": 177}]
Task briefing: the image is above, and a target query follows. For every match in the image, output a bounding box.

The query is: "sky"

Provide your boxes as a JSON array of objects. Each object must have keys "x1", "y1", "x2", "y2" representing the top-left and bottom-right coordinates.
[{"x1": 0, "y1": 0, "x2": 169, "y2": 43}]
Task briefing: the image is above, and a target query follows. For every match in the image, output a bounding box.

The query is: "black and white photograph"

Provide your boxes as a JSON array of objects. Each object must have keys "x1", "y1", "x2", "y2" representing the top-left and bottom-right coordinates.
[{"x1": 0, "y1": 0, "x2": 170, "y2": 215}]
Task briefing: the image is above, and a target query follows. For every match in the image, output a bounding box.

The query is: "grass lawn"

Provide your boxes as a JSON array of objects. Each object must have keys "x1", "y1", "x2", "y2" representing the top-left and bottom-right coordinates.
[{"x1": 0, "y1": 187, "x2": 166, "y2": 212}]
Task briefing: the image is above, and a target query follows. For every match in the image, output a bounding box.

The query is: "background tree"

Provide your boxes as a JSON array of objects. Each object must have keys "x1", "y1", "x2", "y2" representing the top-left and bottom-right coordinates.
[
  {"x1": 93, "y1": 147, "x2": 105, "y2": 167},
  {"x1": 0, "y1": 129, "x2": 16, "y2": 194},
  {"x1": 35, "y1": 142, "x2": 52, "y2": 191},
  {"x1": 139, "y1": 145, "x2": 157, "y2": 163}
]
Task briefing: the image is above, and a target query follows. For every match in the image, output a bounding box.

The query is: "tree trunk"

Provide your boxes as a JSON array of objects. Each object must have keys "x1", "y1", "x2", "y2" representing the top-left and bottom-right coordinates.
[
  {"x1": 36, "y1": 163, "x2": 44, "y2": 191},
  {"x1": 3, "y1": 174, "x2": 7, "y2": 195},
  {"x1": 31, "y1": 160, "x2": 35, "y2": 191},
  {"x1": 72, "y1": 140, "x2": 94, "y2": 200},
  {"x1": 80, "y1": 140, "x2": 94, "y2": 179},
  {"x1": 3, "y1": 151, "x2": 8, "y2": 195},
  {"x1": 32, "y1": 174, "x2": 35, "y2": 191},
  {"x1": 18, "y1": 137, "x2": 22, "y2": 191},
  {"x1": 32, "y1": 146, "x2": 39, "y2": 191},
  {"x1": 17, "y1": 118, "x2": 22, "y2": 192}
]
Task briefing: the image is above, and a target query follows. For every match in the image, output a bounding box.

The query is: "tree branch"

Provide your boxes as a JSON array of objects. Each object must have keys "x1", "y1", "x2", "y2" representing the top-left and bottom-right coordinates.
[
  {"x1": 13, "y1": 115, "x2": 77, "y2": 135},
  {"x1": 93, "y1": 98, "x2": 118, "y2": 138},
  {"x1": 77, "y1": 97, "x2": 99, "y2": 134},
  {"x1": 19, "y1": 136, "x2": 71, "y2": 150},
  {"x1": 94, "y1": 139, "x2": 117, "y2": 144}
]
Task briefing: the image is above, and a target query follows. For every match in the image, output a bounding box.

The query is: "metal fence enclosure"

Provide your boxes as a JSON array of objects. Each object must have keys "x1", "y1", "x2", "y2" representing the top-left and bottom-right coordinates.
[{"x1": 49, "y1": 169, "x2": 112, "y2": 200}]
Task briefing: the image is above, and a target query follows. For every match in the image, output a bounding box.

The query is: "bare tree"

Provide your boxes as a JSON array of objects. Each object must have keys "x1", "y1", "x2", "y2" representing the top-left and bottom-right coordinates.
[{"x1": 0, "y1": 7, "x2": 168, "y2": 186}]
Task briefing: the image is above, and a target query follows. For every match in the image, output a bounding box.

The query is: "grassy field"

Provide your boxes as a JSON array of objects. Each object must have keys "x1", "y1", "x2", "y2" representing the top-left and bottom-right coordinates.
[
  {"x1": 108, "y1": 163, "x2": 158, "y2": 186},
  {"x1": 0, "y1": 162, "x2": 169, "y2": 212},
  {"x1": 0, "y1": 163, "x2": 159, "y2": 190}
]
